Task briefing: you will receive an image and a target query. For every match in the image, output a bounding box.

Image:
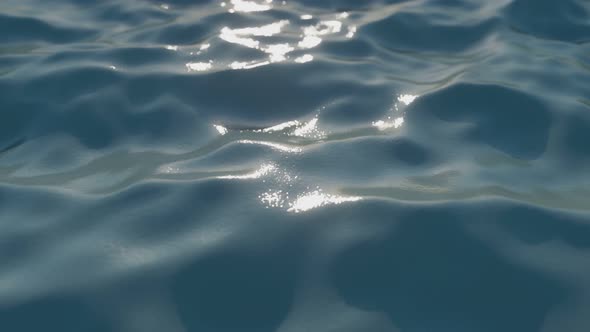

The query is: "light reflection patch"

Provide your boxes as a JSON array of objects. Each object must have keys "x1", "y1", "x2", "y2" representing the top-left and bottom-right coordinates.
[
  {"x1": 287, "y1": 189, "x2": 362, "y2": 213},
  {"x1": 346, "y1": 26, "x2": 357, "y2": 38},
  {"x1": 257, "y1": 116, "x2": 324, "y2": 139},
  {"x1": 303, "y1": 20, "x2": 342, "y2": 36},
  {"x1": 294, "y1": 54, "x2": 313, "y2": 63},
  {"x1": 213, "y1": 124, "x2": 228, "y2": 135},
  {"x1": 220, "y1": 28, "x2": 260, "y2": 49},
  {"x1": 292, "y1": 117, "x2": 321, "y2": 138},
  {"x1": 298, "y1": 36, "x2": 322, "y2": 49},
  {"x1": 159, "y1": 165, "x2": 180, "y2": 174},
  {"x1": 398, "y1": 94, "x2": 418, "y2": 105},
  {"x1": 261, "y1": 120, "x2": 300, "y2": 132},
  {"x1": 263, "y1": 43, "x2": 294, "y2": 62},
  {"x1": 238, "y1": 140, "x2": 302, "y2": 153},
  {"x1": 372, "y1": 117, "x2": 404, "y2": 130},
  {"x1": 259, "y1": 189, "x2": 288, "y2": 208},
  {"x1": 225, "y1": 0, "x2": 273, "y2": 13},
  {"x1": 371, "y1": 93, "x2": 418, "y2": 131},
  {"x1": 259, "y1": 186, "x2": 362, "y2": 213},
  {"x1": 229, "y1": 61, "x2": 270, "y2": 70},
  {"x1": 186, "y1": 61, "x2": 213, "y2": 72},
  {"x1": 185, "y1": 9, "x2": 355, "y2": 70},
  {"x1": 218, "y1": 163, "x2": 276, "y2": 180},
  {"x1": 212, "y1": 115, "x2": 324, "y2": 139}
]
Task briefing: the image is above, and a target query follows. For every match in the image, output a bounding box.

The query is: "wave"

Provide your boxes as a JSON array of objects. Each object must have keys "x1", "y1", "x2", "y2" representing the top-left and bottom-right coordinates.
[{"x1": 1, "y1": 0, "x2": 590, "y2": 331}]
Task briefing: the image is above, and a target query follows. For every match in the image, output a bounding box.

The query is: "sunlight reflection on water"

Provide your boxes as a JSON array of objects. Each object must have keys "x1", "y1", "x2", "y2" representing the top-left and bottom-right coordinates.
[{"x1": 183, "y1": 4, "x2": 354, "y2": 72}]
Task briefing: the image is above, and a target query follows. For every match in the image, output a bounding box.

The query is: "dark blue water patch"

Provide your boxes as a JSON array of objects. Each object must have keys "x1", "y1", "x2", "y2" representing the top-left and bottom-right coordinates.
[
  {"x1": 0, "y1": 189, "x2": 70, "y2": 263},
  {"x1": 0, "y1": 232, "x2": 40, "y2": 272},
  {"x1": 319, "y1": 89, "x2": 395, "y2": 125},
  {"x1": 0, "y1": 14, "x2": 96, "y2": 44},
  {"x1": 42, "y1": 47, "x2": 180, "y2": 68},
  {"x1": 145, "y1": 21, "x2": 209, "y2": 45},
  {"x1": 171, "y1": 242, "x2": 302, "y2": 332},
  {"x1": 0, "y1": 189, "x2": 75, "y2": 268},
  {"x1": 555, "y1": 112, "x2": 590, "y2": 165},
  {"x1": 385, "y1": 138, "x2": 433, "y2": 166},
  {"x1": 35, "y1": 98, "x2": 126, "y2": 149},
  {"x1": 363, "y1": 11, "x2": 498, "y2": 53},
  {"x1": 332, "y1": 205, "x2": 568, "y2": 332},
  {"x1": 406, "y1": 83, "x2": 552, "y2": 160},
  {"x1": 504, "y1": 0, "x2": 590, "y2": 43},
  {"x1": 0, "y1": 100, "x2": 42, "y2": 146},
  {"x1": 0, "y1": 56, "x2": 29, "y2": 77},
  {"x1": 294, "y1": 136, "x2": 437, "y2": 183},
  {"x1": 20, "y1": 66, "x2": 121, "y2": 103},
  {"x1": 0, "y1": 294, "x2": 110, "y2": 332},
  {"x1": 0, "y1": 86, "x2": 208, "y2": 150},
  {"x1": 122, "y1": 64, "x2": 393, "y2": 125},
  {"x1": 106, "y1": 180, "x2": 242, "y2": 242},
  {"x1": 93, "y1": 3, "x2": 172, "y2": 25},
  {"x1": 321, "y1": 38, "x2": 378, "y2": 60},
  {"x1": 58, "y1": 0, "x2": 105, "y2": 6},
  {"x1": 174, "y1": 142, "x2": 278, "y2": 170},
  {"x1": 427, "y1": 0, "x2": 482, "y2": 10},
  {"x1": 0, "y1": 138, "x2": 25, "y2": 155},
  {"x1": 495, "y1": 205, "x2": 590, "y2": 248}
]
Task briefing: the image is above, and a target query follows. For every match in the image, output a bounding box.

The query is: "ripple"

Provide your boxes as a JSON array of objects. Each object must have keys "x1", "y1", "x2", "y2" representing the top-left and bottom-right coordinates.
[
  {"x1": 2, "y1": 0, "x2": 590, "y2": 331},
  {"x1": 504, "y1": 0, "x2": 590, "y2": 43},
  {"x1": 0, "y1": 13, "x2": 96, "y2": 44},
  {"x1": 406, "y1": 83, "x2": 552, "y2": 160}
]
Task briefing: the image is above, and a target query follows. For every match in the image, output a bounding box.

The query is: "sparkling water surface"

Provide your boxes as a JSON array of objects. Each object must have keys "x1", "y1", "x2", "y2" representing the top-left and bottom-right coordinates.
[{"x1": 1, "y1": 0, "x2": 590, "y2": 331}]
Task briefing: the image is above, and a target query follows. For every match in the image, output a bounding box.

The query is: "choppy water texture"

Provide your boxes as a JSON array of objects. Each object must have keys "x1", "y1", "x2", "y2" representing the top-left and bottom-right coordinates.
[{"x1": 1, "y1": 0, "x2": 590, "y2": 331}]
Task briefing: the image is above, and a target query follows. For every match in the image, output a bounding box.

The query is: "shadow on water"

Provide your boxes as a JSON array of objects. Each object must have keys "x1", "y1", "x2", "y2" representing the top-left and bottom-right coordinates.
[
  {"x1": 331, "y1": 207, "x2": 567, "y2": 332},
  {"x1": 362, "y1": 2, "x2": 498, "y2": 53},
  {"x1": 406, "y1": 83, "x2": 552, "y2": 160},
  {"x1": 0, "y1": 13, "x2": 96, "y2": 44},
  {"x1": 170, "y1": 242, "x2": 303, "y2": 332},
  {"x1": 0, "y1": 137, "x2": 25, "y2": 155},
  {"x1": 0, "y1": 295, "x2": 109, "y2": 332},
  {"x1": 559, "y1": 112, "x2": 590, "y2": 165},
  {"x1": 495, "y1": 205, "x2": 590, "y2": 249},
  {"x1": 504, "y1": 0, "x2": 590, "y2": 43}
]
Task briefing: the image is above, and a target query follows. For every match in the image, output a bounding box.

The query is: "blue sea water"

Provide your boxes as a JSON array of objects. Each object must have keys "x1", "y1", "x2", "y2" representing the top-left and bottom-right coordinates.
[{"x1": 1, "y1": 0, "x2": 590, "y2": 331}]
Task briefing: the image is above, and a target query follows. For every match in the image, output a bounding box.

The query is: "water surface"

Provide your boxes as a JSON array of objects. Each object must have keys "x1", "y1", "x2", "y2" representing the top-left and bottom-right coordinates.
[{"x1": 1, "y1": 0, "x2": 590, "y2": 331}]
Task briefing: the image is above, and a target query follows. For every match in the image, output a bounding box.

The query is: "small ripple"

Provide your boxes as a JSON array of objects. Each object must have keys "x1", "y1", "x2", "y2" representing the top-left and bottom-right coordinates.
[
  {"x1": 2, "y1": 1, "x2": 590, "y2": 331},
  {"x1": 0, "y1": 13, "x2": 97, "y2": 44}
]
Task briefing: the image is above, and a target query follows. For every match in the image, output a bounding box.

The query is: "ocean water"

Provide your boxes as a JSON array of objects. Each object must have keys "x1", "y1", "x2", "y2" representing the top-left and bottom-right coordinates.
[{"x1": 1, "y1": 0, "x2": 590, "y2": 331}]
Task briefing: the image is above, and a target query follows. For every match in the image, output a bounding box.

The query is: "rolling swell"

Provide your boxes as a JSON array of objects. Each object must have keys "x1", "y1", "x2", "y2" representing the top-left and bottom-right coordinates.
[{"x1": 1, "y1": 0, "x2": 590, "y2": 331}]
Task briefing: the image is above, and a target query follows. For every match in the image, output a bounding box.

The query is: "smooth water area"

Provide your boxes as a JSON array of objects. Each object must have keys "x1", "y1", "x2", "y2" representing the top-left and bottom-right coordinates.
[{"x1": 1, "y1": 0, "x2": 590, "y2": 331}]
